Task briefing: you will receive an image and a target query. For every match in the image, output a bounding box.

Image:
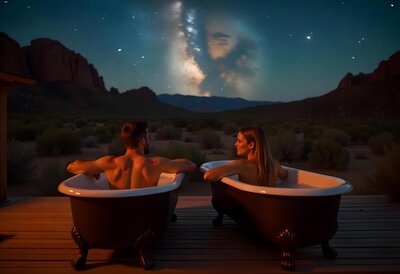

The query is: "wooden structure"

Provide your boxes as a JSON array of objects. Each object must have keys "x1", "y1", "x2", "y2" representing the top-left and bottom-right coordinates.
[
  {"x1": 0, "y1": 72, "x2": 35, "y2": 201},
  {"x1": 0, "y1": 195, "x2": 399, "y2": 273}
]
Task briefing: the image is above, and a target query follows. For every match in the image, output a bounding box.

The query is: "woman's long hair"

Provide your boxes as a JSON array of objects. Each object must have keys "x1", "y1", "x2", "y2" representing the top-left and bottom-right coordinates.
[{"x1": 239, "y1": 126, "x2": 276, "y2": 186}]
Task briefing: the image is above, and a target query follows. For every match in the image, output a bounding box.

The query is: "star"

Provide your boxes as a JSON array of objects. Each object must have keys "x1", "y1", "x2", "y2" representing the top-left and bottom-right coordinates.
[
  {"x1": 306, "y1": 36, "x2": 311, "y2": 40},
  {"x1": 141, "y1": 56, "x2": 145, "y2": 59},
  {"x1": 117, "y1": 48, "x2": 122, "y2": 52},
  {"x1": 390, "y1": 4, "x2": 394, "y2": 7},
  {"x1": 3, "y1": 1, "x2": 8, "y2": 4},
  {"x1": 351, "y1": 56, "x2": 355, "y2": 60}
]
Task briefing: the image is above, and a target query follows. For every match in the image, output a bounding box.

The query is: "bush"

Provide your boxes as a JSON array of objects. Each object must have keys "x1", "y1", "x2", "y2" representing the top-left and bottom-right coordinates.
[
  {"x1": 95, "y1": 126, "x2": 113, "y2": 143},
  {"x1": 269, "y1": 129, "x2": 303, "y2": 162},
  {"x1": 368, "y1": 132, "x2": 395, "y2": 155},
  {"x1": 223, "y1": 122, "x2": 238, "y2": 136},
  {"x1": 321, "y1": 128, "x2": 351, "y2": 147},
  {"x1": 364, "y1": 144, "x2": 400, "y2": 201},
  {"x1": 303, "y1": 125, "x2": 325, "y2": 140},
  {"x1": 307, "y1": 139, "x2": 350, "y2": 170},
  {"x1": 155, "y1": 124, "x2": 182, "y2": 140},
  {"x1": 108, "y1": 134, "x2": 125, "y2": 156},
  {"x1": 7, "y1": 140, "x2": 37, "y2": 185},
  {"x1": 82, "y1": 135, "x2": 99, "y2": 148},
  {"x1": 344, "y1": 125, "x2": 372, "y2": 145},
  {"x1": 37, "y1": 161, "x2": 71, "y2": 195},
  {"x1": 195, "y1": 129, "x2": 222, "y2": 150},
  {"x1": 36, "y1": 127, "x2": 82, "y2": 156}
]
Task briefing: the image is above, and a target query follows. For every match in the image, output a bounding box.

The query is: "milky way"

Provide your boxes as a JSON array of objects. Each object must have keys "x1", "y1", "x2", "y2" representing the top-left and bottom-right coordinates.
[{"x1": 1, "y1": 0, "x2": 399, "y2": 101}]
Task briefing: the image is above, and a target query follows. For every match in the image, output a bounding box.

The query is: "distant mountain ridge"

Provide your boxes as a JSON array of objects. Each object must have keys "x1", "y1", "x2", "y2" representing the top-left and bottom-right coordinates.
[
  {"x1": 157, "y1": 93, "x2": 279, "y2": 113},
  {"x1": 217, "y1": 51, "x2": 400, "y2": 120}
]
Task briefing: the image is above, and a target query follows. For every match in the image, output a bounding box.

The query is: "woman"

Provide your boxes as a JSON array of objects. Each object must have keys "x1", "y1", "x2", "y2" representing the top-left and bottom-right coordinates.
[{"x1": 203, "y1": 126, "x2": 287, "y2": 186}]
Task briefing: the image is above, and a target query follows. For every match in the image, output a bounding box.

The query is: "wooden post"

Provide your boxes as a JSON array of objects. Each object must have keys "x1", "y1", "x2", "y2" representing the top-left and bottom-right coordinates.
[{"x1": 0, "y1": 72, "x2": 35, "y2": 201}]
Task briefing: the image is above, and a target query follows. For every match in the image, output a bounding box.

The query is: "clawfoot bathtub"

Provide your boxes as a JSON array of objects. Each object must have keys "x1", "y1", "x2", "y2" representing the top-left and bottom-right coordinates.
[
  {"x1": 200, "y1": 160, "x2": 352, "y2": 271},
  {"x1": 58, "y1": 172, "x2": 185, "y2": 270}
]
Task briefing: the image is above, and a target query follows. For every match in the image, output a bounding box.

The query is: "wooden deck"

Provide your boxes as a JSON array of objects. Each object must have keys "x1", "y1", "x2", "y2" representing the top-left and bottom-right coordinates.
[{"x1": 1, "y1": 195, "x2": 400, "y2": 273}]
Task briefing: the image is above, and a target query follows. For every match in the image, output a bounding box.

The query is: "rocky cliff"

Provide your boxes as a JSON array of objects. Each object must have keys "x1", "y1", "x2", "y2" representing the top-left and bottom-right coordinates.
[
  {"x1": 0, "y1": 33, "x2": 106, "y2": 93},
  {"x1": 338, "y1": 51, "x2": 400, "y2": 89}
]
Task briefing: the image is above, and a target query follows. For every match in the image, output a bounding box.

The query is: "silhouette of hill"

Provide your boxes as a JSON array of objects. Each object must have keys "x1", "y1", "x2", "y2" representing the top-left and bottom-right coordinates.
[
  {"x1": 216, "y1": 51, "x2": 400, "y2": 121},
  {"x1": 157, "y1": 93, "x2": 280, "y2": 113}
]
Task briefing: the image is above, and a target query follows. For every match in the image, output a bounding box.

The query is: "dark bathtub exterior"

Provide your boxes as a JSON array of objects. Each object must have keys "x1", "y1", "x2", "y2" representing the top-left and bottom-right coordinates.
[
  {"x1": 59, "y1": 173, "x2": 183, "y2": 270},
  {"x1": 201, "y1": 161, "x2": 352, "y2": 271}
]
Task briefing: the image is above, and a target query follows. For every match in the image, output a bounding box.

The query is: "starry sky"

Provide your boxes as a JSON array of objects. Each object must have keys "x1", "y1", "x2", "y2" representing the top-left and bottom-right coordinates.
[{"x1": 1, "y1": 0, "x2": 400, "y2": 102}]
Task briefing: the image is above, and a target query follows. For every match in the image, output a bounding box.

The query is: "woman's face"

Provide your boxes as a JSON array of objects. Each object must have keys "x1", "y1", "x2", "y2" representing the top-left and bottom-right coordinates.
[{"x1": 234, "y1": 132, "x2": 252, "y2": 157}]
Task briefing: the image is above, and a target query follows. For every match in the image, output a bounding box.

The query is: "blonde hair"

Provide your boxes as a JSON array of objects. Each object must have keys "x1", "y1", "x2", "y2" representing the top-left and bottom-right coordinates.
[{"x1": 239, "y1": 126, "x2": 276, "y2": 186}]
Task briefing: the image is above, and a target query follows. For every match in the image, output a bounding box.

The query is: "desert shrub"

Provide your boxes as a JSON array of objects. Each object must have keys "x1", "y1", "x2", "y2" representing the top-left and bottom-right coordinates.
[
  {"x1": 35, "y1": 127, "x2": 60, "y2": 155},
  {"x1": 368, "y1": 132, "x2": 394, "y2": 155},
  {"x1": 82, "y1": 135, "x2": 99, "y2": 148},
  {"x1": 344, "y1": 125, "x2": 372, "y2": 145},
  {"x1": 36, "y1": 127, "x2": 82, "y2": 156},
  {"x1": 303, "y1": 125, "x2": 325, "y2": 140},
  {"x1": 223, "y1": 122, "x2": 238, "y2": 136},
  {"x1": 7, "y1": 140, "x2": 37, "y2": 185},
  {"x1": 108, "y1": 134, "x2": 125, "y2": 156},
  {"x1": 307, "y1": 139, "x2": 350, "y2": 170},
  {"x1": 195, "y1": 129, "x2": 222, "y2": 149},
  {"x1": 75, "y1": 119, "x2": 88, "y2": 128},
  {"x1": 95, "y1": 126, "x2": 113, "y2": 143},
  {"x1": 269, "y1": 129, "x2": 303, "y2": 162},
  {"x1": 321, "y1": 128, "x2": 351, "y2": 147},
  {"x1": 8, "y1": 120, "x2": 38, "y2": 141},
  {"x1": 364, "y1": 144, "x2": 400, "y2": 201},
  {"x1": 354, "y1": 152, "x2": 369, "y2": 160},
  {"x1": 154, "y1": 143, "x2": 207, "y2": 167},
  {"x1": 37, "y1": 161, "x2": 71, "y2": 196},
  {"x1": 57, "y1": 129, "x2": 82, "y2": 154},
  {"x1": 156, "y1": 124, "x2": 182, "y2": 140}
]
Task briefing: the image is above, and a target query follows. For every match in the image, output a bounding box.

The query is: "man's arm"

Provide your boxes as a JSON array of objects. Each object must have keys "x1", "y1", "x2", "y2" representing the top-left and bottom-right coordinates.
[
  {"x1": 151, "y1": 157, "x2": 197, "y2": 174},
  {"x1": 67, "y1": 156, "x2": 115, "y2": 176}
]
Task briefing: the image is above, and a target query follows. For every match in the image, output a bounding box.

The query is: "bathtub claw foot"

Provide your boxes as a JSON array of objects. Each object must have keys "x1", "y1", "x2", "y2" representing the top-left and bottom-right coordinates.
[
  {"x1": 322, "y1": 242, "x2": 337, "y2": 259},
  {"x1": 171, "y1": 213, "x2": 177, "y2": 222},
  {"x1": 135, "y1": 229, "x2": 157, "y2": 269},
  {"x1": 71, "y1": 226, "x2": 89, "y2": 270},
  {"x1": 212, "y1": 212, "x2": 224, "y2": 226},
  {"x1": 275, "y1": 228, "x2": 301, "y2": 271}
]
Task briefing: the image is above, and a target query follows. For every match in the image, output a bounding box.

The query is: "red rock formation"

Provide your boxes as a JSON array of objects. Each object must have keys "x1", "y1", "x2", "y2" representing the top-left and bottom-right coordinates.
[
  {"x1": 24, "y1": 38, "x2": 106, "y2": 93},
  {"x1": 337, "y1": 51, "x2": 400, "y2": 89},
  {"x1": 123, "y1": 86, "x2": 157, "y2": 101},
  {"x1": 0, "y1": 32, "x2": 30, "y2": 76},
  {"x1": 371, "y1": 51, "x2": 400, "y2": 81}
]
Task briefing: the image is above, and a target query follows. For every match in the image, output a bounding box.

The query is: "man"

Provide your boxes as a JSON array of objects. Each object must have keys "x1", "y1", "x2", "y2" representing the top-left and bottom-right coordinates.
[{"x1": 67, "y1": 121, "x2": 197, "y2": 189}]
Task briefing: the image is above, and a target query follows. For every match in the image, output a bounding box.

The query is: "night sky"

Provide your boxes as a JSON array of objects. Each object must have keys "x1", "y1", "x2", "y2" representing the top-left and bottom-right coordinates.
[{"x1": 1, "y1": 0, "x2": 399, "y2": 102}]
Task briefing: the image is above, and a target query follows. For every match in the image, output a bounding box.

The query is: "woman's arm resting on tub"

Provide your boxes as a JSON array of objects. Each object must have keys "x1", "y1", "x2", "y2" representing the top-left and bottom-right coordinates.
[
  {"x1": 67, "y1": 156, "x2": 116, "y2": 176},
  {"x1": 203, "y1": 160, "x2": 242, "y2": 182}
]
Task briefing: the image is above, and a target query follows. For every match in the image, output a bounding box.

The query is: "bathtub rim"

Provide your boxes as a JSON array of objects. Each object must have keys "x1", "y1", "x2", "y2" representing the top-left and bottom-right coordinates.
[
  {"x1": 58, "y1": 172, "x2": 185, "y2": 198},
  {"x1": 200, "y1": 160, "x2": 353, "y2": 197}
]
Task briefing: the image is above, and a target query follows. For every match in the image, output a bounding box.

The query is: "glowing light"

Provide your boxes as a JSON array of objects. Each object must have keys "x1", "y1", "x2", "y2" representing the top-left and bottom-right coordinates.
[
  {"x1": 117, "y1": 48, "x2": 122, "y2": 52},
  {"x1": 390, "y1": 3, "x2": 394, "y2": 7},
  {"x1": 132, "y1": 15, "x2": 135, "y2": 19},
  {"x1": 306, "y1": 35, "x2": 311, "y2": 40},
  {"x1": 351, "y1": 56, "x2": 355, "y2": 59},
  {"x1": 141, "y1": 55, "x2": 145, "y2": 59}
]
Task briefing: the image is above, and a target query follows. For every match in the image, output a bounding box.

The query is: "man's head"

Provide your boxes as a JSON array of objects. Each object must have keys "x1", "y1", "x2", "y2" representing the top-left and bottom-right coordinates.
[{"x1": 121, "y1": 121, "x2": 149, "y2": 154}]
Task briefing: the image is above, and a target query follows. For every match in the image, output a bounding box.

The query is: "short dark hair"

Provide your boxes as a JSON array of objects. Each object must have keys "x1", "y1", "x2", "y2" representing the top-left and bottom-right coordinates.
[{"x1": 120, "y1": 121, "x2": 148, "y2": 148}]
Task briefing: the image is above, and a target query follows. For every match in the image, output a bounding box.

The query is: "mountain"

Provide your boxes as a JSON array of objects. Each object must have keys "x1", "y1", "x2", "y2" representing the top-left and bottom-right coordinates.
[
  {"x1": 215, "y1": 51, "x2": 400, "y2": 120},
  {"x1": 1, "y1": 33, "x2": 196, "y2": 118},
  {"x1": 157, "y1": 93, "x2": 279, "y2": 113}
]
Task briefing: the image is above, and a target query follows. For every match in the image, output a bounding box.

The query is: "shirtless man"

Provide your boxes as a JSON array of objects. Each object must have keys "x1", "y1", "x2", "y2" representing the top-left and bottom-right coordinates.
[{"x1": 67, "y1": 121, "x2": 197, "y2": 189}]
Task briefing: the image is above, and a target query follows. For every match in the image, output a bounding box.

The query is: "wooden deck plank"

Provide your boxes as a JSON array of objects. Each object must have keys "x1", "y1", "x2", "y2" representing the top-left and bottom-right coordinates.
[{"x1": 0, "y1": 195, "x2": 400, "y2": 273}]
